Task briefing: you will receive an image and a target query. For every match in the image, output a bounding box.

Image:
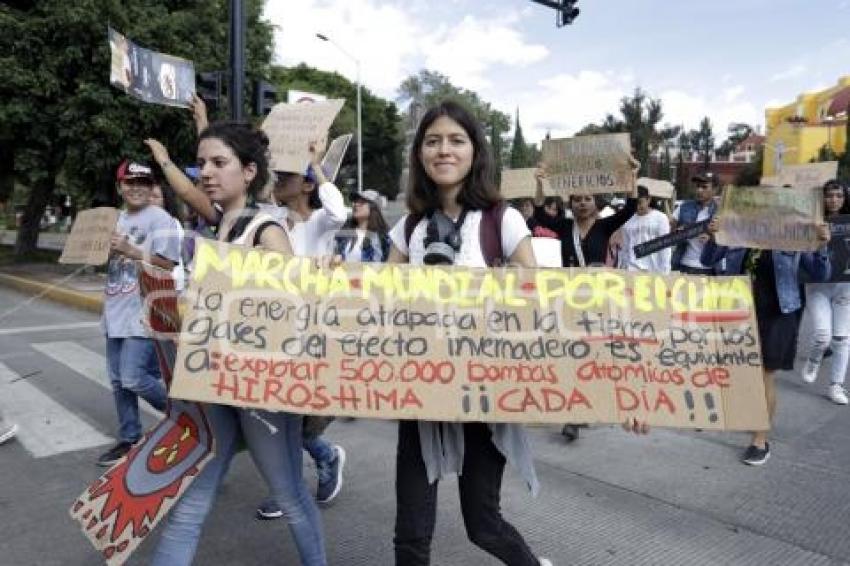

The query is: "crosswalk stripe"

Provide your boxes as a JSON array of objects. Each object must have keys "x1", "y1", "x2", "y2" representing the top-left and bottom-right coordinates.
[
  {"x1": 0, "y1": 362, "x2": 112, "y2": 458},
  {"x1": 0, "y1": 321, "x2": 100, "y2": 336},
  {"x1": 31, "y1": 341, "x2": 159, "y2": 417}
]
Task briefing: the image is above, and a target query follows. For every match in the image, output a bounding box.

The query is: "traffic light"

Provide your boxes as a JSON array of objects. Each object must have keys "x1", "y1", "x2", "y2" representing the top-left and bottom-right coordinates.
[
  {"x1": 253, "y1": 80, "x2": 277, "y2": 116},
  {"x1": 556, "y1": 0, "x2": 580, "y2": 26},
  {"x1": 196, "y1": 71, "x2": 223, "y2": 113}
]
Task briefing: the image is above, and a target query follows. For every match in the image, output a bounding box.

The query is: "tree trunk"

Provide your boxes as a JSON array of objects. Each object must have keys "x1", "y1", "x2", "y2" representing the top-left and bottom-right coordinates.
[{"x1": 15, "y1": 148, "x2": 64, "y2": 257}]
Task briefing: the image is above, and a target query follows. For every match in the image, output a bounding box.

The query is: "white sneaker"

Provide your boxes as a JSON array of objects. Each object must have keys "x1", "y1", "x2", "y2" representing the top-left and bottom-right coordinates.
[
  {"x1": 539, "y1": 558, "x2": 553, "y2": 566},
  {"x1": 801, "y1": 360, "x2": 820, "y2": 384},
  {"x1": 0, "y1": 423, "x2": 18, "y2": 445},
  {"x1": 828, "y1": 384, "x2": 849, "y2": 405}
]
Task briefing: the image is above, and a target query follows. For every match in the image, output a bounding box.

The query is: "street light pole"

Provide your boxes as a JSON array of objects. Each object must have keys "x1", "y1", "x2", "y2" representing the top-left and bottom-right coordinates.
[
  {"x1": 316, "y1": 33, "x2": 363, "y2": 192},
  {"x1": 229, "y1": 0, "x2": 245, "y2": 120}
]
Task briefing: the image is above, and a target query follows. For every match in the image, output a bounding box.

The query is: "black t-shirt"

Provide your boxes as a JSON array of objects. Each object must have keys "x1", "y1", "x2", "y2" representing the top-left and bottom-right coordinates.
[
  {"x1": 750, "y1": 250, "x2": 781, "y2": 315},
  {"x1": 532, "y1": 198, "x2": 638, "y2": 266}
]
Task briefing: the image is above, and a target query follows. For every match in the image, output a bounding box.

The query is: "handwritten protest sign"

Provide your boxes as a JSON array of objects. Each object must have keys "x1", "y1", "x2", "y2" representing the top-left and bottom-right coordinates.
[
  {"x1": 321, "y1": 134, "x2": 353, "y2": 183},
  {"x1": 59, "y1": 207, "x2": 120, "y2": 265},
  {"x1": 108, "y1": 27, "x2": 195, "y2": 108},
  {"x1": 761, "y1": 162, "x2": 838, "y2": 188},
  {"x1": 542, "y1": 133, "x2": 635, "y2": 196},
  {"x1": 634, "y1": 219, "x2": 710, "y2": 260},
  {"x1": 499, "y1": 168, "x2": 549, "y2": 199},
  {"x1": 716, "y1": 185, "x2": 823, "y2": 251},
  {"x1": 636, "y1": 177, "x2": 675, "y2": 199},
  {"x1": 169, "y1": 240, "x2": 769, "y2": 431},
  {"x1": 261, "y1": 99, "x2": 345, "y2": 174}
]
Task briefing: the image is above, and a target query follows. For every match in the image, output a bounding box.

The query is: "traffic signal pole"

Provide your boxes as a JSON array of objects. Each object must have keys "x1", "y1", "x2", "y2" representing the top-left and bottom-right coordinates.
[{"x1": 229, "y1": 0, "x2": 245, "y2": 120}]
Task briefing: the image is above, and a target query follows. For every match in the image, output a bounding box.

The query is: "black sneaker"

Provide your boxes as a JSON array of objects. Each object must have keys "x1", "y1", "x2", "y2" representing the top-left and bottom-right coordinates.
[
  {"x1": 316, "y1": 445, "x2": 346, "y2": 504},
  {"x1": 97, "y1": 441, "x2": 133, "y2": 467},
  {"x1": 256, "y1": 498, "x2": 283, "y2": 520},
  {"x1": 742, "y1": 443, "x2": 770, "y2": 466}
]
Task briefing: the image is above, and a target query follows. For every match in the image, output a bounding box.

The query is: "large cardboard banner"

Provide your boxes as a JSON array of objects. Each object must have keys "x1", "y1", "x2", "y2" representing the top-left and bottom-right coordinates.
[
  {"x1": 108, "y1": 27, "x2": 195, "y2": 108},
  {"x1": 716, "y1": 185, "x2": 823, "y2": 252},
  {"x1": 59, "y1": 207, "x2": 120, "y2": 265},
  {"x1": 542, "y1": 133, "x2": 635, "y2": 196},
  {"x1": 762, "y1": 162, "x2": 838, "y2": 188},
  {"x1": 169, "y1": 240, "x2": 769, "y2": 431},
  {"x1": 261, "y1": 99, "x2": 345, "y2": 174}
]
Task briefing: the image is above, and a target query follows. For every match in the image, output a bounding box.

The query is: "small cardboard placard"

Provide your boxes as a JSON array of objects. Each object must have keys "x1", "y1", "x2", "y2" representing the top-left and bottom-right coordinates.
[
  {"x1": 261, "y1": 99, "x2": 345, "y2": 174},
  {"x1": 59, "y1": 207, "x2": 120, "y2": 265},
  {"x1": 321, "y1": 133, "x2": 353, "y2": 183},
  {"x1": 637, "y1": 177, "x2": 675, "y2": 199},
  {"x1": 762, "y1": 162, "x2": 838, "y2": 188},
  {"x1": 542, "y1": 133, "x2": 635, "y2": 196},
  {"x1": 108, "y1": 27, "x2": 195, "y2": 108},
  {"x1": 500, "y1": 168, "x2": 549, "y2": 199},
  {"x1": 169, "y1": 240, "x2": 770, "y2": 431},
  {"x1": 716, "y1": 185, "x2": 823, "y2": 252}
]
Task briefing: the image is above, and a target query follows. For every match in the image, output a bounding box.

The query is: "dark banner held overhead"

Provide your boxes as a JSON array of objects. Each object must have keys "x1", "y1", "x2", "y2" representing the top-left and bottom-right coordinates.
[{"x1": 108, "y1": 27, "x2": 195, "y2": 108}]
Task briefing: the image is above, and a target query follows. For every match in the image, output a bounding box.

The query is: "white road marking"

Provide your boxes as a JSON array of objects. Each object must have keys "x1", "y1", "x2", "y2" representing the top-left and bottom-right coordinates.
[
  {"x1": 31, "y1": 341, "x2": 159, "y2": 417},
  {"x1": 0, "y1": 362, "x2": 112, "y2": 458},
  {"x1": 0, "y1": 321, "x2": 100, "y2": 336}
]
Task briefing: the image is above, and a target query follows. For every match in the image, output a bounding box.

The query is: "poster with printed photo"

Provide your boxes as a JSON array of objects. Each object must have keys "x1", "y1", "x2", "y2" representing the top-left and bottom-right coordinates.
[{"x1": 108, "y1": 27, "x2": 195, "y2": 108}]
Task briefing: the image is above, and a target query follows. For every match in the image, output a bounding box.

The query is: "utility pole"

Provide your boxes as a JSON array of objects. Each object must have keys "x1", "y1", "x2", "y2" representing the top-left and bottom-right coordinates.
[{"x1": 229, "y1": 0, "x2": 245, "y2": 120}]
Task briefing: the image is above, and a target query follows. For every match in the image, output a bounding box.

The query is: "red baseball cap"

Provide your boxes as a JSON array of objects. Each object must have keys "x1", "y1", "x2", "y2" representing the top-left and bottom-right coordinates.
[{"x1": 116, "y1": 159, "x2": 154, "y2": 182}]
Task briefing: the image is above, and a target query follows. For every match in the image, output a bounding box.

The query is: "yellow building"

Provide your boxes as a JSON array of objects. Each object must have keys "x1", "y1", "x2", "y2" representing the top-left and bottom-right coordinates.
[{"x1": 763, "y1": 76, "x2": 850, "y2": 177}]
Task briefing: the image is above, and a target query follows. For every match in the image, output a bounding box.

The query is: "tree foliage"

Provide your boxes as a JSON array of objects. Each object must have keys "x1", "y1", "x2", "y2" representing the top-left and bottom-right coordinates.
[
  {"x1": 0, "y1": 0, "x2": 273, "y2": 255},
  {"x1": 715, "y1": 122, "x2": 754, "y2": 159},
  {"x1": 508, "y1": 109, "x2": 539, "y2": 169},
  {"x1": 271, "y1": 64, "x2": 403, "y2": 199},
  {"x1": 397, "y1": 69, "x2": 511, "y2": 172}
]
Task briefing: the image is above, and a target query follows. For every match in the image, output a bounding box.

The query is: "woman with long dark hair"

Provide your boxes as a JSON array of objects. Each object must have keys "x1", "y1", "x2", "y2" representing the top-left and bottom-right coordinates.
[
  {"x1": 151, "y1": 122, "x2": 327, "y2": 566},
  {"x1": 800, "y1": 180, "x2": 850, "y2": 404},
  {"x1": 386, "y1": 100, "x2": 547, "y2": 566},
  {"x1": 334, "y1": 189, "x2": 390, "y2": 262}
]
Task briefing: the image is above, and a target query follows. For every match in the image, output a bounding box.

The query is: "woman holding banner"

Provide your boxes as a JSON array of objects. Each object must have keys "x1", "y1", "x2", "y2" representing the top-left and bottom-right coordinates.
[
  {"x1": 703, "y1": 217, "x2": 831, "y2": 466},
  {"x1": 800, "y1": 180, "x2": 850, "y2": 405},
  {"x1": 151, "y1": 122, "x2": 327, "y2": 566},
  {"x1": 385, "y1": 99, "x2": 549, "y2": 566},
  {"x1": 333, "y1": 189, "x2": 391, "y2": 263}
]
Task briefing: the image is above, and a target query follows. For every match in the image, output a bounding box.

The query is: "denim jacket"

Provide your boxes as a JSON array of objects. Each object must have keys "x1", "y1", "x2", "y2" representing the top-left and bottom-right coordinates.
[
  {"x1": 672, "y1": 199, "x2": 718, "y2": 270},
  {"x1": 702, "y1": 240, "x2": 831, "y2": 313}
]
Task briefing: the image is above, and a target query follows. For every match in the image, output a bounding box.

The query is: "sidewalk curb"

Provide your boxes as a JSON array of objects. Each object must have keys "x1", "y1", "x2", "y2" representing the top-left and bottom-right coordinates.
[{"x1": 0, "y1": 273, "x2": 103, "y2": 314}]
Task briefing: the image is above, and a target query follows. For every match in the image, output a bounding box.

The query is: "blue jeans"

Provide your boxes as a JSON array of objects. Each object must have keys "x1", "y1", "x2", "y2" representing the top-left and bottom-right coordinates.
[
  {"x1": 152, "y1": 405, "x2": 327, "y2": 566},
  {"x1": 106, "y1": 337, "x2": 167, "y2": 443},
  {"x1": 303, "y1": 435, "x2": 335, "y2": 483}
]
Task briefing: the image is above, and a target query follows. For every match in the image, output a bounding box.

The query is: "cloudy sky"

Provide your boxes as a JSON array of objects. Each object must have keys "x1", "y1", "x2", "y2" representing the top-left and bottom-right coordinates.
[{"x1": 264, "y1": 0, "x2": 850, "y2": 143}]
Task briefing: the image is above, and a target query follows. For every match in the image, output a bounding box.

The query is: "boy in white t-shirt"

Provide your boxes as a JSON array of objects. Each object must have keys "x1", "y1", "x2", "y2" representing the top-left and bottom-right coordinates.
[
  {"x1": 618, "y1": 189, "x2": 672, "y2": 273},
  {"x1": 97, "y1": 160, "x2": 180, "y2": 467}
]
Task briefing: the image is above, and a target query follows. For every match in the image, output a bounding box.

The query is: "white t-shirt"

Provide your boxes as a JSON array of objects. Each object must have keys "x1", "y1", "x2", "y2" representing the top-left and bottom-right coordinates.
[
  {"x1": 618, "y1": 209, "x2": 671, "y2": 273},
  {"x1": 389, "y1": 207, "x2": 530, "y2": 267},
  {"x1": 672, "y1": 204, "x2": 712, "y2": 269},
  {"x1": 277, "y1": 182, "x2": 347, "y2": 257}
]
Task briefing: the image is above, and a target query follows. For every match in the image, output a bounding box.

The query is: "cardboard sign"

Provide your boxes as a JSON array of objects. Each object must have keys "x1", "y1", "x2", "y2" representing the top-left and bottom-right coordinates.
[
  {"x1": 827, "y1": 215, "x2": 850, "y2": 282},
  {"x1": 636, "y1": 177, "x2": 675, "y2": 199},
  {"x1": 288, "y1": 89, "x2": 328, "y2": 104},
  {"x1": 59, "y1": 207, "x2": 120, "y2": 265},
  {"x1": 169, "y1": 240, "x2": 769, "y2": 431},
  {"x1": 322, "y1": 133, "x2": 353, "y2": 183},
  {"x1": 542, "y1": 133, "x2": 635, "y2": 196},
  {"x1": 261, "y1": 99, "x2": 345, "y2": 174},
  {"x1": 108, "y1": 27, "x2": 195, "y2": 108},
  {"x1": 500, "y1": 168, "x2": 548, "y2": 199},
  {"x1": 634, "y1": 219, "x2": 710, "y2": 259},
  {"x1": 716, "y1": 185, "x2": 823, "y2": 252},
  {"x1": 763, "y1": 162, "x2": 839, "y2": 188}
]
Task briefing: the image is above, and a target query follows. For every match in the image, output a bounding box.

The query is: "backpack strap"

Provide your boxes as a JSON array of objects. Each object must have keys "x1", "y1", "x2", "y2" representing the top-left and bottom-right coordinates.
[
  {"x1": 479, "y1": 202, "x2": 506, "y2": 267},
  {"x1": 404, "y1": 214, "x2": 422, "y2": 251}
]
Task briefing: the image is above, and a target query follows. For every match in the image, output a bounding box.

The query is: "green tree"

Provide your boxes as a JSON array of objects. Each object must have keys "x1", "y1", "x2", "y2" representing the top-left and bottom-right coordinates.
[
  {"x1": 715, "y1": 122, "x2": 754, "y2": 159},
  {"x1": 270, "y1": 64, "x2": 403, "y2": 199},
  {"x1": 689, "y1": 117, "x2": 715, "y2": 170},
  {"x1": 0, "y1": 0, "x2": 273, "y2": 255},
  {"x1": 397, "y1": 69, "x2": 511, "y2": 171},
  {"x1": 509, "y1": 109, "x2": 529, "y2": 168},
  {"x1": 736, "y1": 145, "x2": 763, "y2": 186}
]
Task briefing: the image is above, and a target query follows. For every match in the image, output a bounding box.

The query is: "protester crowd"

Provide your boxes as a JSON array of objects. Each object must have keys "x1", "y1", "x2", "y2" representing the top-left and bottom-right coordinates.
[{"x1": 5, "y1": 93, "x2": 847, "y2": 566}]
